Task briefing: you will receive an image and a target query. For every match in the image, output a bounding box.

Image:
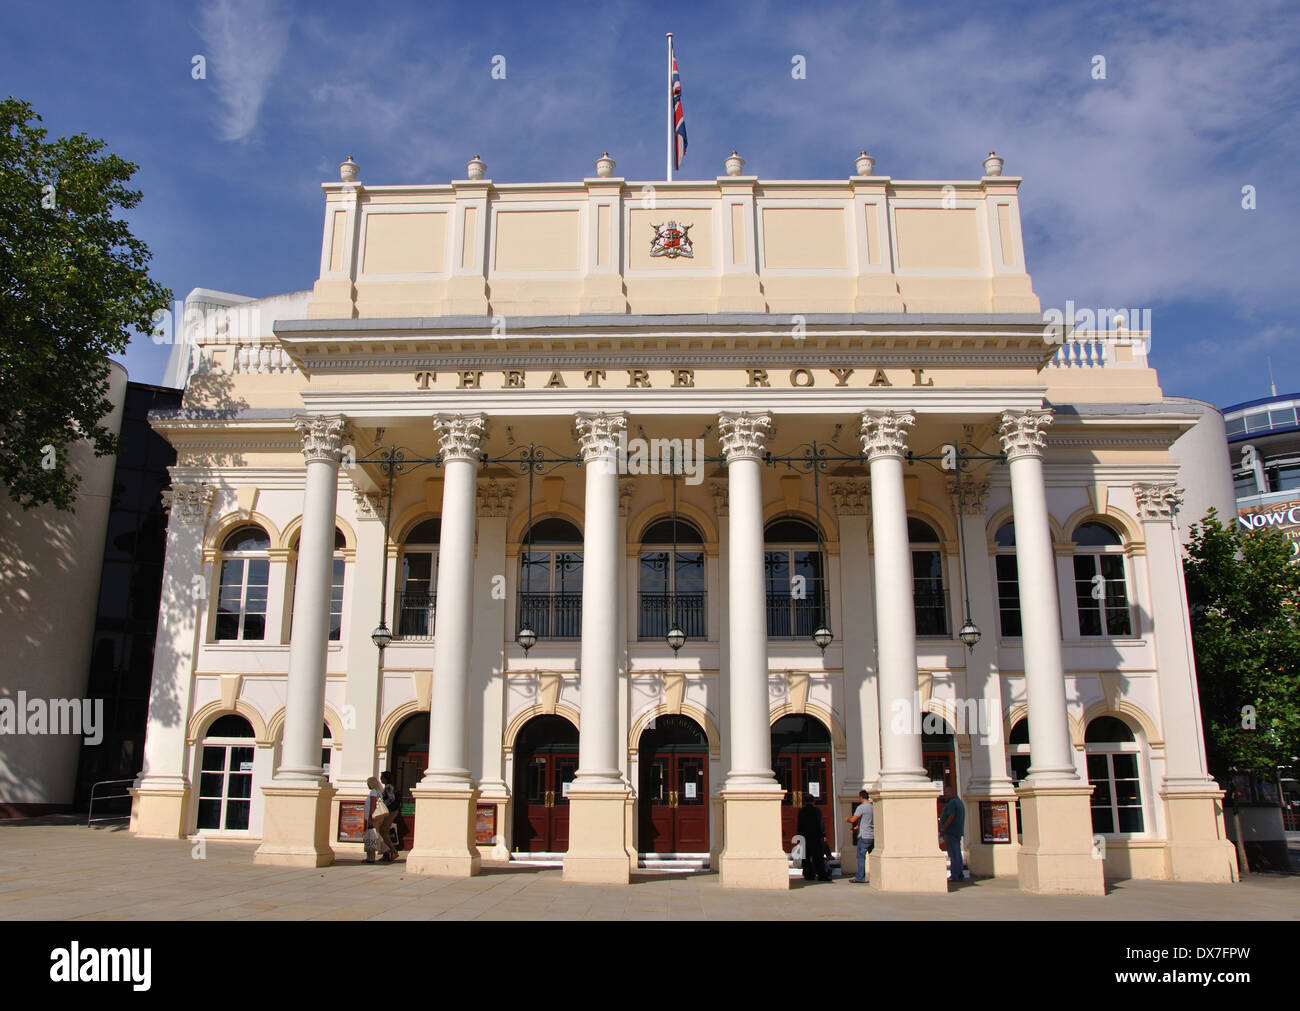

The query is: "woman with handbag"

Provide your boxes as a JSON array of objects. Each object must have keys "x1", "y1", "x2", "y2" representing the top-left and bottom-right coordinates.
[{"x1": 364, "y1": 776, "x2": 395, "y2": 864}]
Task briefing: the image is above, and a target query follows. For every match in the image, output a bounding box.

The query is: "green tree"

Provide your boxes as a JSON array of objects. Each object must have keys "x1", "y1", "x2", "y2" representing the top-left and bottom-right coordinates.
[
  {"x1": 1184, "y1": 509, "x2": 1300, "y2": 780},
  {"x1": 0, "y1": 97, "x2": 170, "y2": 511}
]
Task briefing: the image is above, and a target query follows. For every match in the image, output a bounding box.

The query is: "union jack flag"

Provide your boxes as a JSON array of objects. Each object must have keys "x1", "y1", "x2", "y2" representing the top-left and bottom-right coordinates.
[{"x1": 671, "y1": 46, "x2": 687, "y2": 170}]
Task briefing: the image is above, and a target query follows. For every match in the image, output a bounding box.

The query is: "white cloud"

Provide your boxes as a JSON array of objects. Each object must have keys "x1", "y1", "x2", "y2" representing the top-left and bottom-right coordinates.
[{"x1": 198, "y1": 0, "x2": 290, "y2": 142}]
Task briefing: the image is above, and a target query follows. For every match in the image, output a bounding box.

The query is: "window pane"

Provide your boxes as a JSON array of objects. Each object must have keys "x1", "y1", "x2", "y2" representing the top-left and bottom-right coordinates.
[
  {"x1": 197, "y1": 798, "x2": 222, "y2": 829},
  {"x1": 996, "y1": 554, "x2": 1021, "y2": 636},
  {"x1": 224, "y1": 800, "x2": 250, "y2": 831},
  {"x1": 402, "y1": 552, "x2": 432, "y2": 594},
  {"x1": 201, "y1": 746, "x2": 226, "y2": 772},
  {"x1": 199, "y1": 773, "x2": 224, "y2": 798},
  {"x1": 1117, "y1": 806, "x2": 1144, "y2": 833},
  {"x1": 242, "y1": 614, "x2": 265, "y2": 641},
  {"x1": 1112, "y1": 753, "x2": 1139, "y2": 778},
  {"x1": 1090, "y1": 806, "x2": 1115, "y2": 834},
  {"x1": 640, "y1": 552, "x2": 668, "y2": 593}
]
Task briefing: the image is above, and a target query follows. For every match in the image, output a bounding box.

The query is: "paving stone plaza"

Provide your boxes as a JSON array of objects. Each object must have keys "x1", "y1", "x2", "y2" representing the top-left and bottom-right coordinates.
[{"x1": 2, "y1": 820, "x2": 1296, "y2": 921}]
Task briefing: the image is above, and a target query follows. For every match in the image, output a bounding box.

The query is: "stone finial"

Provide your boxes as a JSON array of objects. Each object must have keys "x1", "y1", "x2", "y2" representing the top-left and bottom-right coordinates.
[
  {"x1": 466, "y1": 155, "x2": 486, "y2": 180},
  {"x1": 339, "y1": 156, "x2": 359, "y2": 182},
  {"x1": 854, "y1": 151, "x2": 875, "y2": 177},
  {"x1": 724, "y1": 151, "x2": 745, "y2": 176},
  {"x1": 595, "y1": 152, "x2": 615, "y2": 178},
  {"x1": 983, "y1": 151, "x2": 1004, "y2": 176}
]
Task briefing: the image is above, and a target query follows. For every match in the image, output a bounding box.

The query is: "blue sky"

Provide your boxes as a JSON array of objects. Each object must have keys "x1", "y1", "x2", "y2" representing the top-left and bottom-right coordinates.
[{"x1": 2, "y1": 0, "x2": 1296, "y2": 408}]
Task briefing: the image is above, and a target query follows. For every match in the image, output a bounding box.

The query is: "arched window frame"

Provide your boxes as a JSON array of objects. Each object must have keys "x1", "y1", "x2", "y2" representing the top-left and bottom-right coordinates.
[
  {"x1": 196, "y1": 714, "x2": 256, "y2": 832},
  {"x1": 908, "y1": 517, "x2": 949, "y2": 637},
  {"x1": 637, "y1": 517, "x2": 707, "y2": 640},
  {"x1": 287, "y1": 528, "x2": 347, "y2": 643},
  {"x1": 397, "y1": 517, "x2": 441, "y2": 640},
  {"x1": 519, "y1": 518, "x2": 584, "y2": 639},
  {"x1": 1006, "y1": 717, "x2": 1031, "y2": 840},
  {"x1": 993, "y1": 522, "x2": 1021, "y2": 638},
  {"x1": 1084, "y1": 715, "x2": 1147, "y2": 836},
  {"x1": 762, "y1": 517, "x2": 828, "y2": 639},
  {"x1": 1070, "y1": 521, "x2": 1134, "y2": 638},
  {"x1": 214, "y1": 525, "x2": 271, "y2": 642}
]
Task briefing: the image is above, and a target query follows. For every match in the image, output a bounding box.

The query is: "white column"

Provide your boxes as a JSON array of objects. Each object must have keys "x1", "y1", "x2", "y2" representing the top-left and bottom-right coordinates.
[
  {"x1": 131, "y1": 479, "x2": 214, "y2": 838},
  {"x1": 717, "y1": 411, "x2": 788, "y2": 890},
  {"x1": 860, "y1": 410, "x2": 947, "y2": 893},
  {"x1": 254, "y1": 414, "x2": 347, "y2": 867},
  {"x1": 863, "y1": 412, "x2": 926, "y2": 785},
  {"x1": 1133, "y1": 482, "x2": 1236, "y2": 882},
  {"x1": 407, "y1": 413, "x2": 486, "y2": 877},
  {"x1": 564, "y1": 412, "x2": 634, "y2": 883},
  {"x1": 997, "y1": 408, "x2": 1103, "y2": 894}
]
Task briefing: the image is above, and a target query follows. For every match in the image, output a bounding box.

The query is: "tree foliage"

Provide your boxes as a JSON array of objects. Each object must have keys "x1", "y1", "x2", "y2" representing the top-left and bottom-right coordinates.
[
  {"x1": 0, "y1": 97, "x2": 170, "y2": 511},
  {"x1": 1184, "y1": 509, "x2": 1300, "y2": 778}
]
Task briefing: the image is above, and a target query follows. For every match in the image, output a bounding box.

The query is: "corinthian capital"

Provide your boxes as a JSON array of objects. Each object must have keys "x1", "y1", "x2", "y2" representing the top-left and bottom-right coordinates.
[
  {"x1": 294, "y1": 414, "x2": 350, "y2": 464},
  {"x1": 947, "y1": 476, "x2": 990, "y2": 517},
  {"x1": 997, "y1": 409, "x2": 1053, "y2": 461},
  {"x1": 574, "y1": 411, "x2": 627, "y2": 463},
  {"x1": 860, "y1": 410, "x2": 915, "y2": 460},
  {"x1": 161, "y1": 481, "x2": 214, "y2": 526},
  {"x1": 718, "y1": 411, "x2": 772, "y2": 462},
  {"x1": 434, "y1": 413, "x2": 487, "y2": 461},
  {"x1": 1133, "y1": 482, "x2": 1183, "y2": 521}
]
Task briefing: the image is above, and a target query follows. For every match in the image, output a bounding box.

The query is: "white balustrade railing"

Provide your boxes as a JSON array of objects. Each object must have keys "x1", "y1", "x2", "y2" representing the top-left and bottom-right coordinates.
[{"x1": 1046, "y1": 332, "x2": 1150, "y2": 370}]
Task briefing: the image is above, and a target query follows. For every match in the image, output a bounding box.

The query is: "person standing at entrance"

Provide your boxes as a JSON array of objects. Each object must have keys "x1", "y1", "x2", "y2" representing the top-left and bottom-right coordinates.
[
  {"x1": 940, "y1": 789, "x2": 965, "y2": 883},
  {"x1": 797, "y1": 795, "x2": 831, "y2": 882},
  {"x1": 364, "y1": 776, "x2": 394, "y2": 864},
  {"x1": 380, "y1": 770, "x2": 401, "y2": 853},
  {"x1": 846, "y1": 789, "x2": 874, "y2": 883}
]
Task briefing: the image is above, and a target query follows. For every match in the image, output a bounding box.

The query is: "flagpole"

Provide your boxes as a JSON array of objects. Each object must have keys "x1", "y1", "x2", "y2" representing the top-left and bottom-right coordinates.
[{"x1": 666, "y1": 32, "x2": 673, "y2": 183}]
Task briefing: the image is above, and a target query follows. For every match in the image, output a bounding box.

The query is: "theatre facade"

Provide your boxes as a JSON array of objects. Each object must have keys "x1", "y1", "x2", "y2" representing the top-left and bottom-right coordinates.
[{"x1": 129, "y1": 152, "x2": 1238, "y2": 893}]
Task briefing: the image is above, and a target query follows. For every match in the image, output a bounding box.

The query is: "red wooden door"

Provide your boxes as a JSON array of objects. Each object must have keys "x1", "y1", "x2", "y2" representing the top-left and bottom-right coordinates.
[
  {"x1": 673, "y1": 754, "x2": 708, "y2": 852},
  {"x1": 393, "y1": 749, "x2": 426, "y2": 851},
  {"x1": 776, "y1": 753, "x2": 832, "y2": 852},
  {"x1": 925, "y1": 749, "x2": 956, "y2": 848},
  {"x1": 776, "y1": 755, "x2": 796, "y2": 850},
  {"x1": 517, "y1": 751, "x2": 577, "y2": 851},
  {"x1": 641, "y1": 755, "x2": 674, "y2": 852}
]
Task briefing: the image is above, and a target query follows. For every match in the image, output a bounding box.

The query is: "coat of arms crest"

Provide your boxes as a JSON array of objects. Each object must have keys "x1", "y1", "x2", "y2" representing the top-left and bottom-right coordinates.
[{"x1": 650, "y1": 220, "x2": 694, "y2": 258}]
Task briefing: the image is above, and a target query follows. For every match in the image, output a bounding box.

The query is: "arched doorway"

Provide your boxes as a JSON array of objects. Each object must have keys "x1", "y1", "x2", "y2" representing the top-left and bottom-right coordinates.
[
  {"x1": 513, "y1": 715, "x2": 579, "y2": 852},
  {"x1": 389, "y1": 713, "x2": 428, "y2": 851},
  {"x1": 771, "y1": 713, "x2": 833, "y2": 852},
  {"x1": 637, "y1": 714, "x2": 709, "y2": 853},
  {"x1": 196, "y1": 714, "x2": 256, "y2": 832},
  {"x1": 922, "y1": 713, "x2": 959, "y2": 861}
]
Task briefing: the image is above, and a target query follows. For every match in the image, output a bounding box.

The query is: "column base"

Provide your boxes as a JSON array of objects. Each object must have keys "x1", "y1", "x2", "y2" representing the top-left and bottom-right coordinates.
[
  {"x1": 1161, "y1": 783, "x2": 1239, "y2": 883},
  {"x1": 964, "y1": 790, "x2": 1021, "y2": 878},
  {"x1": 129, "y1": 780, "x2": 190, "y2": 839},
  {"x1": 868, "y1": 784, "x2": 948, "y2": 893},
  {"x1": 405, "y1": 786, "x2": 483, "y2": 877},
  {"x1": 253, "y1": 782, "x2": 336, "y2": 868},
  {"x1": 718, "y1": 787, "x2": 789, "y2": 890},
  {"x1": 562, "y1": 787, "x2": 635, "y2": 884},
  {"x1": 1017, "y1": 781, "x2": 1105, "y2": 895}
]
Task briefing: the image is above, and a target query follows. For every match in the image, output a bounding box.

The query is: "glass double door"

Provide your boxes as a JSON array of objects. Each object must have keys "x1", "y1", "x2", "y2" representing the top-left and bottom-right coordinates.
[
  {"x1": 639, "y1": 751, "x2": 708, "y2": 853},
  {"x1": 517, "y1": 749, "x2": 578, "y2": 852}
]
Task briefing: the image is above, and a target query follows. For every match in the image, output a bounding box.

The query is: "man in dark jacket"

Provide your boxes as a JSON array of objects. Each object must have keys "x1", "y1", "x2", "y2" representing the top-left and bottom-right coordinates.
[{"x1": 797, "y1": 796, "x2": 832, "y2": 881}]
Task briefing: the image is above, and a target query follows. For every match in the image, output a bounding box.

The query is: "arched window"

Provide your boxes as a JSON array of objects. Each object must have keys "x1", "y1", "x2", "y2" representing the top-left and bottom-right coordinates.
[
  {"x1": 763, "y1": 518, "x2": 826, "y2": 638},
  {"x1": 520, "y1": 518, "x2": 583, "y2": 639},
  {"x1": 994, "y1": 522, "x2": 1021, "y2": 637},
  {"x1": 909, "y1": 518, "x2": 948, "y2": 636},
  {"x1": 399, "y1": 518, "x2": 441, "y2": 639},
  {"x1": 320, "y1": 722, "x2": 333, "y2": 781},
  {"x1": 197, "y1": 714, "x2": 255, "y2": 831},
  {"x1": 216, "y1": 525, "x2": 270, "y2": 641},
  {"x1": 1071, "y1": 522, "x2": 1132, "y2": 637},
  {"x1": 288, "y1": 528, "x2": 346, "y2": 642},
  {"x1": 1085, "y1": 715, "x2": 1144, "y2": 833},
  {"x1": 638, "y1": 518, "x2": 706, "y2": 640}
]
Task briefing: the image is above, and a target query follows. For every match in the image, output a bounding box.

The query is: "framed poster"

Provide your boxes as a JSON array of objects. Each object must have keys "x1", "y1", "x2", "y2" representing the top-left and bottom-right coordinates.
[
  {"x1": 979, "y1": 800, "x2": 1012, "y2": 844},
  {"x1": 337, "y1": 800, "x2": 366, "y2": 843},
  {"x1": 475, "y1": 804, "x2": 496, "y2": 846}
]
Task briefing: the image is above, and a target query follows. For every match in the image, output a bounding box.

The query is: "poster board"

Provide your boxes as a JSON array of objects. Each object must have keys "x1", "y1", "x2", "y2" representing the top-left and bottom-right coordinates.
[
  {"x1": 979, "y1": 800, "x2": 1012, "y2": 844},
  {"x1": 337, "y1": 801, "x2": 366, "y2": 843},
  {"x1": 475, "y1": 804, "x2": 496, "y2": 846}
]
